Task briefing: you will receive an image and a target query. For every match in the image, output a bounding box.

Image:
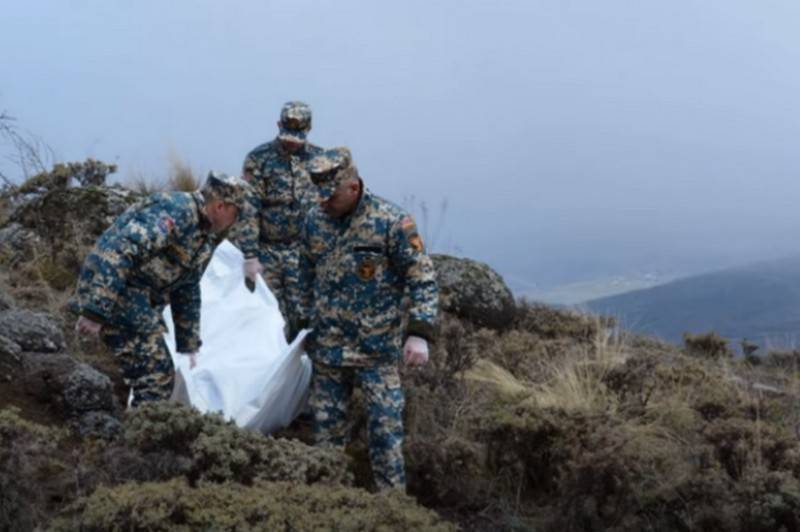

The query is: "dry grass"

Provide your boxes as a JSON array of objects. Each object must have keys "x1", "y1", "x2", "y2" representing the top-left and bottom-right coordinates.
[
  {"x1": 524, "y1": 324, "x2": 627, "y2": 413},
  {"x1": 167, "y1": 153, "x2": 200, "y2": 192}
]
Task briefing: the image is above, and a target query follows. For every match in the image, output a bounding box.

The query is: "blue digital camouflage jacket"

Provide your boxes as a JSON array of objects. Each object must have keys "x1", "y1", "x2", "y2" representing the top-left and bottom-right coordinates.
[
  {"x1": 75, "y1": 191, "x2": 220, "y2": 352},
  {"x1": 231, "y1": 139, "x2": 323, "y2": 257},
  {"x1": 298, "y1": 186, "x2": 439, "y2": 367}
]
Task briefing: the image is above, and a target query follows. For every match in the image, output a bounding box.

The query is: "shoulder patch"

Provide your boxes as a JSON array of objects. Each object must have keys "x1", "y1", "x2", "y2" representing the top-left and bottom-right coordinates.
[
  {"x1": 409, "y1": 234, "x2": 425, "y2": 253},
  {"x1": 399, "y1": 216, "x2": 425, "y2": 252},
  {"x1": 157, "y1": 214, "x2": 175, "y2": 235}
]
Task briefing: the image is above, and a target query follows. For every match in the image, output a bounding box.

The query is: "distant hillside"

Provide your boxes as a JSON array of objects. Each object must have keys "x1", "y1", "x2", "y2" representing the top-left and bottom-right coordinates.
[
  {"x1": 586, "y1": 255, "x2": 800, "y2": 348},
  {"x1": 519, "y1": 273, "x2": 672, "y2": 305}
]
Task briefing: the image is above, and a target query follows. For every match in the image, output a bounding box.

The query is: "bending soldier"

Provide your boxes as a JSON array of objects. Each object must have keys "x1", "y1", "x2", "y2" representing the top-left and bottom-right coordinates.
[{"x1": 74, "y1": 172, "x2": 250, "y2": 406}]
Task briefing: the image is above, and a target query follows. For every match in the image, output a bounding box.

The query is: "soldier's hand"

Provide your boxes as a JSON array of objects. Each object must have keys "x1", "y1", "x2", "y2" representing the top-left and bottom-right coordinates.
[
  {"x1": 243, "y1": 258, "x2": 263, "y2": 291},
  {"x1": 75, "y1": 316, "x2": 102, "y2": 337},
  {"x1": 403, "y1": 336, "x2": 429, "y2": 366},
  {"x1": 179, "y1": 352, "x2": 198, "y2": 369}
]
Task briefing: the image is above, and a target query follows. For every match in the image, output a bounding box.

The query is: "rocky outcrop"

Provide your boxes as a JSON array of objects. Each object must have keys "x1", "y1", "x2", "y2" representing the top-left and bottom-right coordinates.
[
  {"x1": 22, "y1": 352, "x2": 120, "y2": 438},
  {"x1": 432, "y1": 254, "x2": 515, "y2": 330},
  {"x1": 11, "y1": 185, "x2": 138, "y2": 249},
  {"x1": 0, "y1": 309, "x2": 64, "y2": 352},
  {"x1": 0, "y1": 304, "x2": 120, "y2": 438}
]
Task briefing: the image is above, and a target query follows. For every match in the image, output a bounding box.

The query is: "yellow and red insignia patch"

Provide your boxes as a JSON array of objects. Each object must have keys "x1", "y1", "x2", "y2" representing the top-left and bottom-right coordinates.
[
  {"x1": 357, "y1": 257, "x2": 376, "y2": 281},
  {"x1": 409, "y1": 234, "x2": 425, "y2": 252}
]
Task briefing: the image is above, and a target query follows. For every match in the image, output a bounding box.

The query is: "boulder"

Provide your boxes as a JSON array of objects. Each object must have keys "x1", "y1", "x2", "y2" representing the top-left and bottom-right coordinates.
[
  {"x1": 11, "y1": 185, "x2": 138, "y2": 249},
  {"x1": 431, "y1": 254, "x2": 515, "y2": 330},
  {"x1": 63, "y1": 363, "x2": 115, "y2": 413},
  {"x1": 21, "y1": 352, "x2": 119, "y2": 438},
  {"x1": 0, "y1": 309, "x2": 64, "y2": 352},
  {"x1": 0, "y1": 333, "x2": 22, "y2": 382},
  {"x1": 0, "y1": 222, "x2": 42, "y2": 263}
]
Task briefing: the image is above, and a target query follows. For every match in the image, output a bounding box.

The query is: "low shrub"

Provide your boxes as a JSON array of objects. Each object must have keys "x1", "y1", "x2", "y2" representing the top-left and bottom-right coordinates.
[
  {"x1": 0, "y1": 408, "x2": 68, "y2": 531},
  {"x1": 122, "y1": 401, "x2": 352, "y2": 486},
  {"x1": 50, "y1": 478, "x2": 457, "y2": 532},
  {"x1": 684, "y1": 331, "x2": 732, "y2": 360}
]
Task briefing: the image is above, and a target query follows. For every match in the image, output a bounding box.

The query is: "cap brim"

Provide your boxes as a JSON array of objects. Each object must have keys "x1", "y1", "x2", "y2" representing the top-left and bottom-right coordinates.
[{"x1": 278, "y1": 127, "x2": 308, "y2": 143}]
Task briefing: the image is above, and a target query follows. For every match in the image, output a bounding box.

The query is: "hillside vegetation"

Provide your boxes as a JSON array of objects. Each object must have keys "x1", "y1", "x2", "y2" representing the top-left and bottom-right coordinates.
[{"x1": 2, "y1": 162, "x2": 800, "y2": 531}]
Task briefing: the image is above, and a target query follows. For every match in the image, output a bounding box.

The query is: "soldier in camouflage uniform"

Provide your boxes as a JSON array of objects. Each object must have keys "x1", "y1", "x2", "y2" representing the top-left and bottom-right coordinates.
[
  {"x1": 231, "y1": 101, "x2": 324, "y2": 333},
  {"x1": 74, "y1": 172, "x2": 250, "y2": 406},
  {"x1": 297, "y1": 147, "x2": 438, "y2": 491}
]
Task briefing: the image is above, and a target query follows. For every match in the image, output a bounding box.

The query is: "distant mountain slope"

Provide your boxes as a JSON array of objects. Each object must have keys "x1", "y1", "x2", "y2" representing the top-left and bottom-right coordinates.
[{"x1": 586, "y1": 256, "x2": 800, "y2": 347}]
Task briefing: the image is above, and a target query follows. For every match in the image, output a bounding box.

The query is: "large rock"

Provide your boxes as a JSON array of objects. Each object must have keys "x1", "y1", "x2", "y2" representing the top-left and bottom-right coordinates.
[
  {"x1": 0, "y1": 221, "x2": 42, "y2": 262},
  {"x1": 432, "y1": 254, "x2": 515, "y2": 330},
  {"x1": 0, "y1": 309, "x2": 65, "y2": 352},
  {"x1": 63, "y1": 363, "x2": 115, "y2": 413},
  {"x1": 0, "y1": 333, "x2": 22, "y2": 382},
  {"x1": 11, "y1": 185, "x2": 138, "y2": 249},
  {"x1": 21, "y1": 352, "x2": 119, "y2": 438}
]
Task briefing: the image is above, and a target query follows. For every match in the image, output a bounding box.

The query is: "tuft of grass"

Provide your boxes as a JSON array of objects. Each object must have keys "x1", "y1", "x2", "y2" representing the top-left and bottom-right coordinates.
[{"x1": 167, "y1": 153, "x2": 200, "y2": 192}]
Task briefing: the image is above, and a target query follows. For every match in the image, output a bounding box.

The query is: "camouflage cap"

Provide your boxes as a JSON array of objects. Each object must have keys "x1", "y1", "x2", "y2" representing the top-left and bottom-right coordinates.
[
  {"x1": 278, "y1": 101, "x2": 312, "y2": 144},
  {"x1": 308, "y1": 147, "x2": 358, "y2": 199},
  {"x1": 203, "y1": 171, "x2": 250, "y2": 208}
]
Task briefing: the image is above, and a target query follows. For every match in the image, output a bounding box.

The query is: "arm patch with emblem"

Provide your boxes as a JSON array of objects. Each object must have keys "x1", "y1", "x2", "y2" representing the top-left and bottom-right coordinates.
[
  {"x1": 400, "y1": 216, "x2": 424, "y2": 252},
  {"x1": 157, "y1": 214, "x2": 175, "y2": 235}
]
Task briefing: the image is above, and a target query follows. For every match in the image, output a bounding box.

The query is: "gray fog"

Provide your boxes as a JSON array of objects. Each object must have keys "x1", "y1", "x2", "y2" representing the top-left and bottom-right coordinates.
[{"x1": 2, "y1": 1, "x2": 799, "y2": 297}]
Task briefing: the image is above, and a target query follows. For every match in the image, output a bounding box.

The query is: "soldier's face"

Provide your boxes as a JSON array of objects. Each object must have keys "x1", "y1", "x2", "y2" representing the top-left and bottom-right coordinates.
[
  {"x1": 276, "y1": 121, "x2": 306, "y2": 153},
  {"x1": 320, "y1": 179, "x2": 360, "y2": 218},
  {"x1": 208, "y1": 200, "x2": 239, "y2": 232}
]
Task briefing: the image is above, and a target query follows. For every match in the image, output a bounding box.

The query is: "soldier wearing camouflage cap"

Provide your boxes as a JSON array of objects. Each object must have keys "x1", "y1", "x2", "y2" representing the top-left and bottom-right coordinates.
[
  {"x1": 229, "y1": 101, "x2": 324, "y2": 334},
  {"x1": 298, "y1": 147, "x2": 439, "y2": 491},
  {"x1": 74, "y1": 171, "x2": 249, "y2": 406}
]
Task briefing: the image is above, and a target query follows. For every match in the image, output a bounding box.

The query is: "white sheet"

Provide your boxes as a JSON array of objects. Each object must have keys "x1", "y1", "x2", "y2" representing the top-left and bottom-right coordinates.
[{"x1": 164, "y1": 240, "x2": 312, "y2": 434}]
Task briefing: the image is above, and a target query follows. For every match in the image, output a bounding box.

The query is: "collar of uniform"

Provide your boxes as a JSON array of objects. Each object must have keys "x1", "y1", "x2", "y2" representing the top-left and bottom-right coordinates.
[{"x1": 192, "y1": 191, "x2": 212, "y2": 232}]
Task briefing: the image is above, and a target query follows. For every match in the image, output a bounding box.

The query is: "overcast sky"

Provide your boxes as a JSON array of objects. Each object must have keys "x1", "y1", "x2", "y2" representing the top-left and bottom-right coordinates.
[{"x1": 2, "y1": 1, "x2": 799, "y2": 292}]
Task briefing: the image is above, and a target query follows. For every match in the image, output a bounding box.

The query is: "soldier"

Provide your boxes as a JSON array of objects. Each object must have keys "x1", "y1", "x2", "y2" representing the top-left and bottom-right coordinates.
[
  {"x1": 297, "y1": 147, "x2": 438, "y2": 491},
  {"x1": 73, "y1": 172, "x2": 250, "y2": 406},
  {"x1": 232, "y1": 101, "x2": 324, "y2": 332}
]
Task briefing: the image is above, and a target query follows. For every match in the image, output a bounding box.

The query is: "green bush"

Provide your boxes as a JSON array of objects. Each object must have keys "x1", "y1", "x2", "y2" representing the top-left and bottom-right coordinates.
[
  {"x1": 49, "y1": 478, "x2": 457, "y2": 532},
  {"x1": 512, "y1": 301, "x2": 612, "y2": 341},
  {"x1": 683, "y1": 331, "x2": 732, "y2": 360},
  {"x1": 123, "y1": 402, "x2": 352, "y2": 486},
  {"x1": 0, "y1": 408, "x2": 68, "y2": 532}
]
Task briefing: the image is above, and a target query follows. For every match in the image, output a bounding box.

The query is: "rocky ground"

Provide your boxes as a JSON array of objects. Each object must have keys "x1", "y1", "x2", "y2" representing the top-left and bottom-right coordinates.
[{"x1": 3, "y1": 162, "x2": 800, "y2": 531}]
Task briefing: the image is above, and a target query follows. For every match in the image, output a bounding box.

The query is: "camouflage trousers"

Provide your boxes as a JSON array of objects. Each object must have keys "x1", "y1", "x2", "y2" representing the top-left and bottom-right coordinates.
[
  {"x1": 259, "y1": 243, "x2": 301, "y2": 335},
  {"x1": 309, "y1": 362, "x2": 406, "y2": 491},
  {"x1": 101, "y1": 328, "x2": 174, "y2": 407}
]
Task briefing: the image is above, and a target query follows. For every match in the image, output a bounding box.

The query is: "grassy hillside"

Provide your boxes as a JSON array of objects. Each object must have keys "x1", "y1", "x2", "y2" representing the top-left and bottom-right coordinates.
[{"x1": 586, "y1": 255, "x2": 800, "y2": 348}]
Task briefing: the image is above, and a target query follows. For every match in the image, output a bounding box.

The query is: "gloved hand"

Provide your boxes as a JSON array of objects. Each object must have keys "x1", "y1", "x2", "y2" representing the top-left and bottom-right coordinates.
[
  {"x1": 243, "y1": 258, "x2": 263, "y2": 292},
  {"x1": 179, "y1": 352, "x2": 198, "y2": 369},
  {"x1": 403, "y1": 335, "x2": 429, "y2": 366},
  {"x1": 75, "y1": 316, "x2": 102, "y2": 337}
]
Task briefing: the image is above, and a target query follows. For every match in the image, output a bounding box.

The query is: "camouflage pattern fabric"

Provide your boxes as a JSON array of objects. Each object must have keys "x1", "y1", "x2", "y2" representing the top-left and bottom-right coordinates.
[
  {"x1": 310, "y1": 362, "x2": 406, "y2": 490},
  {"x1": 258, "y1": 243, "x2": 301, "y2": 328},
  {"x1": 75, "y1": 191, "x2": 222, "y2": 404},
  {"x1": 102, "y1": 326, "x2": 174, "y2": 406},
  {"x1": 298, "y1": 186, "x2": 438, "y2": 367},
  {"x1": 298, "y1": 183, "x2": 438, "y2": 490},
  {"x1": 277, "y1": 101, "x2": 313, "y2": 144},
  {"x1": 229, "y1": 139, "x2": 323, "y2": 320}
]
